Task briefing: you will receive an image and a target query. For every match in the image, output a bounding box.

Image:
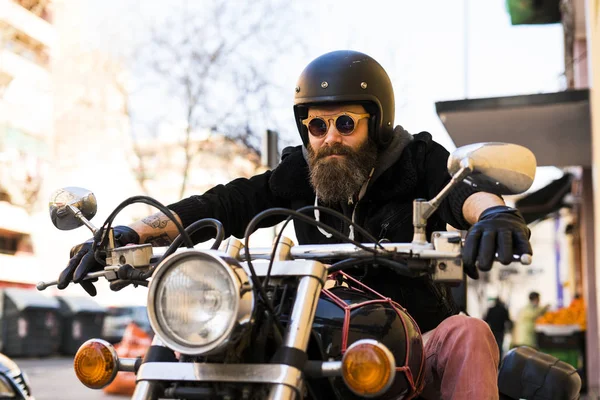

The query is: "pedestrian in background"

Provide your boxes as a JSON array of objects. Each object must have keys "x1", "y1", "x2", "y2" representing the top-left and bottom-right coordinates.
[{"x1": 484, "y1": 297, "x2": 512, "y2": 360}]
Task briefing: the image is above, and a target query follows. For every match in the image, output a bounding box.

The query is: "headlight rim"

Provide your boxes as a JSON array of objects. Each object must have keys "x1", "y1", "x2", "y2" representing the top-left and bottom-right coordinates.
[{"x1": 148, "y1": 249, "x2": 251, "y2": 355}]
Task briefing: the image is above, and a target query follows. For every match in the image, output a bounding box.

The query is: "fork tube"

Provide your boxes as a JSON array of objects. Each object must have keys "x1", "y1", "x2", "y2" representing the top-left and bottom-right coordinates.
[
  {"x1": 132, "y1": 336, "x2": 166, "y2": 400},
  {"x1": 268, "y1": 275, "x2": 324, "y2": 400},
  {"x1": 269, "y1": 385, "x2": 299, "y2": 400},
  {"x1": 282, "y1": 276, "x2": 323, "y2": 349},
  {"x1": 131, "y1": 381, "x2": 159, "y2": 400}
]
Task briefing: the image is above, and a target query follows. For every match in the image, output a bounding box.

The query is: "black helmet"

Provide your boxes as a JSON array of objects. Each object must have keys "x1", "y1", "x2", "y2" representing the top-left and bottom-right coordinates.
[{"x1": 293, "y1": 50, "x2": 395, "y2": 149}]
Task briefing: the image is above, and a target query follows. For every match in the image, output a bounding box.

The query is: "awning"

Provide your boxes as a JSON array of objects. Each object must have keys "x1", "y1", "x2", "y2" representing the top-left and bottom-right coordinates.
[
  {"x1": 435, "y1": 90, "x2": 591, "y2": 167},
  {"x1": 2, "y1": 287, "x2": 59, "y2": 311},
  {"x1": 515, "y1": 173, "x2": 574, "y2": 224}
]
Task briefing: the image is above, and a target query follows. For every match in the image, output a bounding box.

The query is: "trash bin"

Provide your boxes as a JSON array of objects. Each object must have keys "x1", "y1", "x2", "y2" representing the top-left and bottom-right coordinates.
[
  {"x1": 0, "y1": 287, "x2": 62, "y2": 357},
  {"x1": 535, "y1": 324, "x2": 587, "y2": 392},
  {"x1": 57, "y1": 296, "x2": 106, "y2": 355}
]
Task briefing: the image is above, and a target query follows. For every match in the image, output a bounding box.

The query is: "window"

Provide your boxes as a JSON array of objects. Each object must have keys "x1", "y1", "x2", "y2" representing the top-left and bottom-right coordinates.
[
  {"x1": 0, "y1": 230, "x2": 32, "y2": 255},
  {"x1": 0, "y1": 234, "x2": 18, "y2": 255}
]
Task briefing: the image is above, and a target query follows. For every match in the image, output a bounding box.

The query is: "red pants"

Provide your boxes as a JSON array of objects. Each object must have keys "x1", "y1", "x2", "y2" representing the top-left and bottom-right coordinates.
[{"x1": 419, "y1": 314, "x2": 500, "y2": 400}]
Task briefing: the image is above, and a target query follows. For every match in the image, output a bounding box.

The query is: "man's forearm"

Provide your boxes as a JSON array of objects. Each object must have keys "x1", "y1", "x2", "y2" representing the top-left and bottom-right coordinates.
[
  {"x1": 462, "y1": 192, "x2": 505, "y2": 225},
  {"x1": 129, "y1": 211, "x2": 183, "y2": 246}
]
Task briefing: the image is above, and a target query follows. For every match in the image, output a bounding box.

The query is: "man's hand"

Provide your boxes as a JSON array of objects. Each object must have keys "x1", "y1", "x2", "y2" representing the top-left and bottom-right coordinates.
[
  {"x1": 57, "y1": 226, "x2": 140, "y2": 296},
  {"x1": 463, "y1": 206, "x2": 532, "y2": 279}
]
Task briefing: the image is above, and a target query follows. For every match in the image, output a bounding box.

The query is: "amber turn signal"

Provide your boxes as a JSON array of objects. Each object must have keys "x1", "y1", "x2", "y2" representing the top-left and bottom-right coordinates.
[
  {"x1": 341, "y1": 339, "x2": 396, "y2": 397},
  {"x1": 73, "y1": 339, "x2": 119, "y2": 389}
]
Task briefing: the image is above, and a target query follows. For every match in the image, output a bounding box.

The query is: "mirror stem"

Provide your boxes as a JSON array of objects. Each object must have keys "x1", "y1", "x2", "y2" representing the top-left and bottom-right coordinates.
[
  {"x1": 412, "y1": 159, "x2": 473, "y2": 244},
  {"x1": 67, "y1": 204, "x2": 98, "y2": 234}
]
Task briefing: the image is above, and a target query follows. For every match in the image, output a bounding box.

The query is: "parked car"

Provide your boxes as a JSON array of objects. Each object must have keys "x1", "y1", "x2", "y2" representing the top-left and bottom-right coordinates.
[
  {"x1": 102, "y1": 305, "x2": 151, "y2": 344},
  {"x1": 0, "y1": 352, "x2": 33, "y2": 399}
]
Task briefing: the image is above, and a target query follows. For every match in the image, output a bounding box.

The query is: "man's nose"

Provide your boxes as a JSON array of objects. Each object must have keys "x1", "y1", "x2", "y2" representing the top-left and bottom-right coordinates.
[{"x1": 323, "y1": 120, "x2": 342, "y2": 145}]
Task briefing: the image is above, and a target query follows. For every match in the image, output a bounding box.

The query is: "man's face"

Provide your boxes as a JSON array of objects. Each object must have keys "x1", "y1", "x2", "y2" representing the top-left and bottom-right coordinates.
[
  {"x1": 307, "y1": 104, "x2": 370, "y2": 153},
  {"x1": 305, "y1": 104, "x2": 378, "y2": 204}
]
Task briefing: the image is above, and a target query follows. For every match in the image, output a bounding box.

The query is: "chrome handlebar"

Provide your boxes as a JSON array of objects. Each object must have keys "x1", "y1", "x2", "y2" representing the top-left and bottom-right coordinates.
[{"x1": 37, "y1": 237, "x2": 532, "y2": 291}]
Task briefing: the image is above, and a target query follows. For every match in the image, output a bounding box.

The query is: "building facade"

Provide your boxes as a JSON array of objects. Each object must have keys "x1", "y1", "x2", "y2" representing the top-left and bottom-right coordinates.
[{"x1": 0, "y1": 0, "x2": 54, "y2": 287}]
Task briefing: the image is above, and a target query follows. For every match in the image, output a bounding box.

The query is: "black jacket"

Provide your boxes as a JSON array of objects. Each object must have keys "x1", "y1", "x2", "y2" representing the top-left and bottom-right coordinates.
[{"x1": 169, "y1": 127, "x2": 479, "y2": 332}]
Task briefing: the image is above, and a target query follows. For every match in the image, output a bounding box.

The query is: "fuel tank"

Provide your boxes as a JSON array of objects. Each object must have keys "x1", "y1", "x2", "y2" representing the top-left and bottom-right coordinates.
[{"x1": 310, "y1": 274, "x2": 425, "y2": 399}]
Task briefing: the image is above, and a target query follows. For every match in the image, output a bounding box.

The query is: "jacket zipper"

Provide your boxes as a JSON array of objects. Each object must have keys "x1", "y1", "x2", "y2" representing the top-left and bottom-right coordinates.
[
  {"x1": 425, "y1": 278, "x2": 457, "y2": 316},
  {"x1": 379, "y1": 222, "x2": 389, "y2": 240},
  {"x1": 348, "y1": 201, "x2": 357, "y2": 239}
]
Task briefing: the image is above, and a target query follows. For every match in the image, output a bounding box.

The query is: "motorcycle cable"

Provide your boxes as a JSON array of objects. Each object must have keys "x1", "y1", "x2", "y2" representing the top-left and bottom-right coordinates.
[
  {"x1": 163, "y1": 218, "x2": 225, "y2": 255},
  {"x1": 327, "y1": 257, "x2": 417, "y2": 277},
  {"x1": 92, "y1": 196, "x2": 194, "y2": 265},
  {"x1": 274, "y1": 284, "x2": 289, "y2": 316},
  {"x1": 243, "y1": 207, "x2": 388, "y2": 334},
  {"x1": 262, "y1": 205, "x2": 388, "y2": 291},
  {"x1": 139, "y1": 218, "x2": 225, "y2": 280}
]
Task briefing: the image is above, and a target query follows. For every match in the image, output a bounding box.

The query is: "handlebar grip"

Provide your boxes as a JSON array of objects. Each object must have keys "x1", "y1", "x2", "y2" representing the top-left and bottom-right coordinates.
[{"x1": 110, "y1": 279, "x2": 132, "y2": 291}]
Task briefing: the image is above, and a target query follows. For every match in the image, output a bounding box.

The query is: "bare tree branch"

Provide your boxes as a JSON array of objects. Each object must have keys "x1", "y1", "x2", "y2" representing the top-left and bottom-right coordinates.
[{"x1": 128, "y1": 0, "x2": 308, "y2": 196}]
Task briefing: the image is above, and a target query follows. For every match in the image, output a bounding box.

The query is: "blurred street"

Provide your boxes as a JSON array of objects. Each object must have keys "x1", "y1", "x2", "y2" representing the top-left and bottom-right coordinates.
[
  {"x1": 1, "y1": 0, "x2": 599, "y2": 397},
  {"x1": 14, "y1": 357, "x2": 120, "y2": 400},
  {"x1": 12, "y1": 356, "x2": 597, "y2": 400}
]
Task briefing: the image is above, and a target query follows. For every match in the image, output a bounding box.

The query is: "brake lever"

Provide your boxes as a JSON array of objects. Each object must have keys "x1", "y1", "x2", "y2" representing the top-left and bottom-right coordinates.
[
  {"x1": 516, "y1": 254, "x2": 532, "y2": 265},
  {"x1": 36, "y1": 269, "x2": 118, "y2": 291},
  {"x1": 474, "y1": 253, "x2": 532, "y2": 269}
]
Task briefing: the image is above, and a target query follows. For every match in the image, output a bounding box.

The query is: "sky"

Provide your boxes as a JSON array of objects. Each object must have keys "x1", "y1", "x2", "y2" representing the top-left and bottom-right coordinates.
[{"x1": 77, "y1": 0, "x2": 566, "y2": 153}]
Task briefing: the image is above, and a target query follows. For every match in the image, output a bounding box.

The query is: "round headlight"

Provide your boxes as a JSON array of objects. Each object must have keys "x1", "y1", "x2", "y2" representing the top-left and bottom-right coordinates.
[{"x1": 148, "y1": 250, "x2": 253, "y2": 355}]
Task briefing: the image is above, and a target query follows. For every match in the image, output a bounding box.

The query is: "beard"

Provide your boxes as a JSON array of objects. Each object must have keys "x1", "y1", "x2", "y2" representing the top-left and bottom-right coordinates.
[{"x1": 307, "y1": 139, "x2": 378, "y2": 205}]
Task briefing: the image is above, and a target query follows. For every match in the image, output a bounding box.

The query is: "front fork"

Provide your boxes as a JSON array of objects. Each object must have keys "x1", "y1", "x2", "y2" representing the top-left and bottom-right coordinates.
[
  {"x1": 268, "y1": 275, "x2": 324, "y2": 399},
  {"x1": 132, "y1": 336, "x2": 171, "y2": 400}
]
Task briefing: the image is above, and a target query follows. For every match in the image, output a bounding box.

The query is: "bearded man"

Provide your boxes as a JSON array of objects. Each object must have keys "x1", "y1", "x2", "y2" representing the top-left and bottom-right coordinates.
[{"x1": 57, "y1": 50, "x2": 532, "y2": 400}]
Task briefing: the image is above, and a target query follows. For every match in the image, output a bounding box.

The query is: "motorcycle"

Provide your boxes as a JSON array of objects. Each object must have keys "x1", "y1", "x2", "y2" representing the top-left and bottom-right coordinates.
[
  {"x1": 0, "y1": 353, "x2": 34, "y2": 399},
  {"x1": 38, "y1": 142, "x2": 582, "y2": 399}
]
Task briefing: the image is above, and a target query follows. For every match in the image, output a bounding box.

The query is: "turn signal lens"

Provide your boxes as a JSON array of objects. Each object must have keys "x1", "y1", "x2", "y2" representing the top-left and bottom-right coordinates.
[
  {"x1": 342, "y1": 339, "x2": 396, "y2": 397},
  {"x1": 73, "y1": 339, "x2": 119, "y2": 389}
]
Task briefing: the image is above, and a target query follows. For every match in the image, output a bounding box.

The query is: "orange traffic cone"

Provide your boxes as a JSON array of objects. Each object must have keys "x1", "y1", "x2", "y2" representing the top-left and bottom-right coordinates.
[{"x1": 103, "y1": 322, "x2": 152, "y2": 396}]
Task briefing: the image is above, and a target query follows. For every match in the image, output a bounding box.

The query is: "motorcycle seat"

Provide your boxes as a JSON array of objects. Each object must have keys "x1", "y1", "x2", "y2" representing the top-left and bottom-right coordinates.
[{"x1": 498, "y1": 346, "x2": 581, "y2": 400}]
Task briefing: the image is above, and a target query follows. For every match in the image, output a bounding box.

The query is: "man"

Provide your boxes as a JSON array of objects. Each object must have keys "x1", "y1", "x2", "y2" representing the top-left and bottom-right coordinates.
[
  {"x1": 512, "y1": 291, "x2": 549, "y2": 349},
  {"x1": 58, "y1": 50, "x2": 532, "y2": 399},
  {"x1": 484, "y1": 297, "x2": 512, "y2": 361}
]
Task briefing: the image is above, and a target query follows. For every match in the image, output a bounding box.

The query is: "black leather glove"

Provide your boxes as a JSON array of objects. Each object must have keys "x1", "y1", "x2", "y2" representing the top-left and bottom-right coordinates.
[
  {"x1": 463, "y1": 205, "x2": 532, "y2": 279},
  {"x1": 57, "y1": 226, "x2": 140, "y2": 296}
]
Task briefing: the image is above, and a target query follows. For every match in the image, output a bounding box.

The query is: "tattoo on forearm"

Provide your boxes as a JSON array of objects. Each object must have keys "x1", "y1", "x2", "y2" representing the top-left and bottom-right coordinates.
[
  {"x1": 145, "y1": 233, "x2": 173, "y2": 246},
  {"x1": 142, "y1": 215, "x2": 170, "y2": 229}
]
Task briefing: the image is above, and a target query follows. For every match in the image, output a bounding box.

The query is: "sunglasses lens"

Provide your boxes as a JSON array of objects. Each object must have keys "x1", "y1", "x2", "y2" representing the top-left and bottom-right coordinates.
[
  {"x1": 336, "y1": 115, "x2": 355, "y2": 135},
  {"x1": 308, "y1": 118, "x2": 328, "y2": 137}
]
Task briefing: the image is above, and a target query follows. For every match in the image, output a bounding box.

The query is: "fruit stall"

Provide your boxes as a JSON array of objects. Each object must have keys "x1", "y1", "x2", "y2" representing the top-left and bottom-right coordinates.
[{"x1": 535, "y1": 297, "x2": 587, "y2": 390}]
